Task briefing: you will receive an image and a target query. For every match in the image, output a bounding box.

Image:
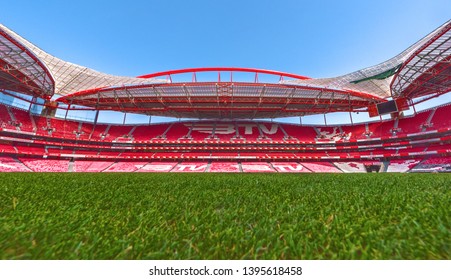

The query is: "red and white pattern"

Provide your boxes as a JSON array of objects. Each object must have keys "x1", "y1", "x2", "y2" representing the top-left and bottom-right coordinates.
[
  {"x1": 20, "y1": 158, "x2": 69, "y2": 172},
  {"x1": 136, "y1": 162, "x2": 178, "y2": 172},
  {"x1": 103, "y1": 161, "x2": 148, "y2": 172},
  {"x1": 0, "y1": 156, "x2": 30, "y2": 172},
  {"x1": 334, "y1": 162, "x2": 367, "y2": 173},
  {"x1": 209, "y1": 162, "x2": 241, "y2": 172},
  {"x1": 411, "y1": 157, "x2": 451, "y2": 173},
  {"x1": 73, "y1": 161, "x2": 114, "y2": 172},
  {"x1": 386, "y1": 159, "x2": 420, "y2": 173},
  {"x1": 241, "y1": 162, "x2": 275, "y2": 173},
  {"x1": 171, "y1": 162, "x2": 208, "y2": 172},
  {"x1": 271, "y1": 162, "x2": 310, "y2": 173},
  {"x1": 301, "y1": 162, "x2": 342, "y2": 173}
]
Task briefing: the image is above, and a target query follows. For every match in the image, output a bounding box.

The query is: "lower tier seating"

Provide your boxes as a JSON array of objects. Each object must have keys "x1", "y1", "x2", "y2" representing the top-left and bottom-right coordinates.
[
  {"x1": 0, "y1": 157, "x2": 448, "y2": 172},
  {"x1": 19, "y1": 158, "x2": 69, "y2": 172},
  {"x1": 410, "y1": 157, "x2": 451, "y2": 173},
  {"x1": 386, "y1": 159, "x2": 421, "y2": 173},
  {"x1": 0, "y1": 156, "x2": 31, "y2": 172}
]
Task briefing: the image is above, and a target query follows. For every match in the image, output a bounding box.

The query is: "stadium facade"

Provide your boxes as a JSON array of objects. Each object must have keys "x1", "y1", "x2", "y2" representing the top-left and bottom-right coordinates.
[{"x1": 0, "y1": 21, "x2": 450, "y2": 173}]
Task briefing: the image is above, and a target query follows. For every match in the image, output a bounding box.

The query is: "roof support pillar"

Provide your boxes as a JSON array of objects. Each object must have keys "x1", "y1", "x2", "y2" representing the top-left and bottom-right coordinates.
[
  {"x1": 411, "y1": 99, "x2": 417, "y2": 115},
  {"x1": 93, "y1": 110, "x2": 99, "y2": 126},
  {"x1": 28, "y1": 96, "x2": 36, "y2": 112},
  {"x1": 64, "y1": 104, "x2": 71, "y2": 121}
]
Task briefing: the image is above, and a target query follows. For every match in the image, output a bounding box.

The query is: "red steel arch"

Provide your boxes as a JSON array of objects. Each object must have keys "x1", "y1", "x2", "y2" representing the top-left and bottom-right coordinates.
[{"x1": 137, "y1": 67, "x2": 311, "y2": 80}]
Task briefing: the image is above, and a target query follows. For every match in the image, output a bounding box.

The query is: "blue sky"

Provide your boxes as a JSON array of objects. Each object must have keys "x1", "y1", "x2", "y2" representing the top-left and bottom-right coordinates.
[{"x1": 2, "y1": 0, "x2": 450, "y2": 124}]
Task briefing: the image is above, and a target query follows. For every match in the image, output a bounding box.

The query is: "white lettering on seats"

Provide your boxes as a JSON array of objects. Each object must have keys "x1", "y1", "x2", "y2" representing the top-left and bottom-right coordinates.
[
  {"x1": 175, "y1": 164, "x2": 207, "y2": 171},
  {"x1": 189, "y1": 123, "x2": 279, "y2": 135},
  {"x1": 272, "y1": 164, "x2": 304, "y2": 172},
  {"x1": 141, "y1": 165, "x2": 173, "y2": 171}
]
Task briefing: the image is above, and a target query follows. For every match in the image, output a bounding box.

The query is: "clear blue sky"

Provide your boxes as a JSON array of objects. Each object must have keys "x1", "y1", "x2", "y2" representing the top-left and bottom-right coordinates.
[{"x1": 2, "y1": 0, "x2": 450, "y2": 124}]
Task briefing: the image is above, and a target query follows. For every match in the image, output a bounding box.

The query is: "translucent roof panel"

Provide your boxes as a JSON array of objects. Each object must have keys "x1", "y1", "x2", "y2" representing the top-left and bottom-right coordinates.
[
  {"x1": 282, "y1": 20, "x2": 451, "y2": 100},
  {"x1": 0, "y1": 24, "x2": 166, "y2": 97},
  {"x1": 391, "y1": 21, "x2": 451, "y2": 99},
  {"x1": 0, "y1": 28, "x2": 54, "y2": 99}
]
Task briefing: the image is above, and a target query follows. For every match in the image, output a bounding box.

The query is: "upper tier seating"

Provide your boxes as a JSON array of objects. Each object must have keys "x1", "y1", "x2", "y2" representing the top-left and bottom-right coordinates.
[
  {"x1": 367, "y1": 120, "x2": 395, "y2": 138},
  {"x1": 397, "y1": 111, "x2": 430, "y2": 134},
  {"x1": 0, "y1": 104, "x2": 17, "y2": 130},
  {"x1": 429, "y1": 104, "x2": 451, "y2": 130},
  {"x1": 133, "y1": 124, "x2": 170, "y2": 141},
  {"x1": 280, "y1": 124, "x2": 317, "y2": 141},
  {"x1": 165, "y1": 123, "x2": 190, "y2": 140},
  {"x1": 11, "y1": 108, "x2": 35, "y2": 132}
]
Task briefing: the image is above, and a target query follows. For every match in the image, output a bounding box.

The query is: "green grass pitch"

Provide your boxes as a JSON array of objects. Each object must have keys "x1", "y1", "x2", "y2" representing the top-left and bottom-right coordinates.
[{"x1": 0, "y1": 173, "x2": 449, "y2": 259}]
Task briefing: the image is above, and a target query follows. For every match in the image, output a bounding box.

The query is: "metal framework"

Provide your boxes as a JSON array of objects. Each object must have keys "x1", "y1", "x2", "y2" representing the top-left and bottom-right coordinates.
[
  {"x1": 0, "y1": 28, "x2": 54, "y2": 99},
  {"x1": 391, "y1": 21, "x2": 451, "y2": 99},
  {"x1": 0, "y1": 24, "x2": 165, "y2": 97},
  {"x1": 283, "y1": 20, "x2": 451, "y2": 101},
  {"x1": 57, "y1": 69, "x2": 381, "y2": 118}
]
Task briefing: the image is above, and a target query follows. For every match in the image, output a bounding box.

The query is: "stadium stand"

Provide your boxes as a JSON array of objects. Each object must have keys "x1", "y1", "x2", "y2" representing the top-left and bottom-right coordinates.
[
  {"x1": 103, "y1": 161, "x2": 148, "y2": 172},
  {"x1": 0, "y1": 22, "x2": 450, "y2": 173},
  {"x1": 209, "y1": 161, "x2": 241, "y2": 172},
  {"x1": 397, "y1": 111, "x2": 430, "y2": 134},
  {"x1": 429, "y1": 104, "x2": 451, "y2": 130},
  {"x1": 386, "y1": 159, "x2": 420, "y2": 173},
  {"x1": 279, "y1": 125, "x2": 317, "y2": 141},
  {"x1": 271, "y1": 162, "x2": 311, "y2": 173},
  {"x1": 136, "y1": 162, "x2": 178, "y2": 172},
  {"x1": 334, "y1": 162, "x2": 368, "y2": 173},
  {"x1": 19, "y1": 158, "x2": 70, "y2": 172},
  {"x1": 72, "y1": 160, "x2": 115, "y2": 172},
  {"x1": 410, "y1": 157, "x2": 451, "y2": 173},
  {"x1": 0, "y1": 143, "x2": 17, "y2": 154},
  {"x1": 0, "y1": 156, "x2": 31, "y2": 172},
  {"x1": 0, "y1": 104, "x2": 17, "y2": 130},
  {"x1": 301, "y1": 162, "x2": 342, "y2": 173},
  {"x1": 171, "y1": 162, "x2": 209, "y2": 172},
  {"x1": 240, "y1": 162, "x2": 275, "y2": 172}
]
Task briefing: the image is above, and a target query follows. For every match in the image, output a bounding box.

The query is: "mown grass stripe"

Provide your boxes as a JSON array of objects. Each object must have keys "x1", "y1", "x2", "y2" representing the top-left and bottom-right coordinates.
[{"x1": 0, "y1": 173, "x2": 449, "y2": 259}]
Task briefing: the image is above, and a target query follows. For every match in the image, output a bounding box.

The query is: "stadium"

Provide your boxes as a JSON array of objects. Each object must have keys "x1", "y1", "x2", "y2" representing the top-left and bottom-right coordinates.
[
  {"x1": 0, "y1": 21, "x2": 450, "y2": 173},
  {"x1": 0, "y1": 18, "x2": 450, "y2": 260}
]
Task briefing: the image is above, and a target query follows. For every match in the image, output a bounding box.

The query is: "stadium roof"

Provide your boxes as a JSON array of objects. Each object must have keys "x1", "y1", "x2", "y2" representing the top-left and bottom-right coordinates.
[{"x1": 0, "y1": 20, "x2": 449, "y2": 119}]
